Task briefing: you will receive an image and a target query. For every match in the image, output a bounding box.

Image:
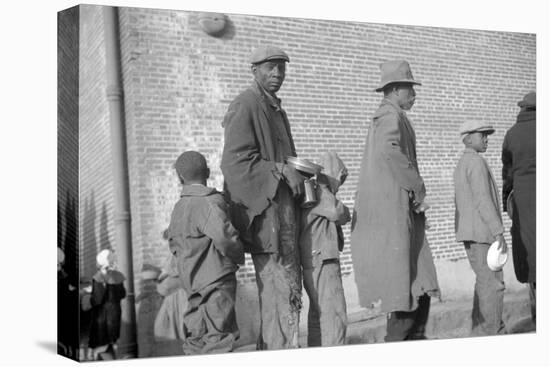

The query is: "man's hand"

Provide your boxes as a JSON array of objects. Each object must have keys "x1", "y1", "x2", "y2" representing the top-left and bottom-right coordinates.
[
  {"x1": 282, "y1": 164, "x2": 306, "y2": 197},
  {"x1": 496, "y1": 234, "x2": 508, "y2": 253}
]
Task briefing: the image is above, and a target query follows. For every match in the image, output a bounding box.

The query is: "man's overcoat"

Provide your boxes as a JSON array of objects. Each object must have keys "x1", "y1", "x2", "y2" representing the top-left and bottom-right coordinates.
[{"x1": 351, "y1": 98, "x2": 439, "y2": 313}]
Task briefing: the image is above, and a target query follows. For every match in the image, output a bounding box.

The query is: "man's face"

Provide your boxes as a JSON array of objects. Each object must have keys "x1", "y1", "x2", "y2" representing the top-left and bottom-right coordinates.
[
  {"x1": 395, "y1": 84, "x2": 416, "y2": 110},
  {"x1": 252, "y1": 60, "x2": 286, "y2": 94},
  {"x1": 468, "y1": 131, "x2": 489, "y2": 153}
]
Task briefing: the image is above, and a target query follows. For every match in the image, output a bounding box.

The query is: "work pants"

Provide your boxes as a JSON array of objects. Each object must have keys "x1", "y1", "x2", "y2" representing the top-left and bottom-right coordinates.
[
  {"x1": 464, "y1": 241, "x2": 506, "y2": 336},
  {"x1": 303, "y1": 259, "x2": 347, "y2": 347}
]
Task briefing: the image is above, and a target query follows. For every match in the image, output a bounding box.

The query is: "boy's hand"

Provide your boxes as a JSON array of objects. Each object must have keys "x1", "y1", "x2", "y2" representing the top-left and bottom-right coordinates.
[
  {"x1": 282, "y1": 164, "x2": 306, "y2": 197},
  {"x1": 496, "y1": 234, "x2": 508, "y2": 253}
]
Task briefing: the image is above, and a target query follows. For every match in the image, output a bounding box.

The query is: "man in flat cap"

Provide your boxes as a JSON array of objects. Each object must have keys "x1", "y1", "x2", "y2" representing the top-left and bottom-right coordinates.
[
  {"x1": 351, "y1": 60, "x2": 439, "y2": 341},
  {"x1": 502, "y1": 91, "x2": 536, "y2": 324},
  {"x1": 454, "y1": 120, "x2": 507, "y2": 336},
  {"x1": 221, "y1": 45, "x2": 306, "y2": 350}
]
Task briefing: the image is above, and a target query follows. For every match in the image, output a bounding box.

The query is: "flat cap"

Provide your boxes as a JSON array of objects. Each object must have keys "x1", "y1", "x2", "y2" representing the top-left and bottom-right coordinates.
[
  {"x1": 518, "y1": 91, "x2": 536, "y2": 108},
  {"x1": 459, "y1": 120, "x2": 495, "y2": 136},
  {"x1": 250, "y1": 45, "x2": 289, "y2": 64}
]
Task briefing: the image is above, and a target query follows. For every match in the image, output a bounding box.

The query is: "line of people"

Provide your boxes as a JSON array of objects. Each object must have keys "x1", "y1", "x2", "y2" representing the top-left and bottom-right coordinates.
[
  {"x1": 63, "y1": 45, "x2": 534, "y2": 358},
  {"x1": 163, "y1": 45, "x2": 535, "y2": 353}
]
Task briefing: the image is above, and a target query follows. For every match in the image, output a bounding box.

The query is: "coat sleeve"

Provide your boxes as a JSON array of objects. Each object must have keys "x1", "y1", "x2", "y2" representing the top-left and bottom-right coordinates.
[
  {"x1": 309, "y1": 186, "x2": 351, "y2": 225},
  {"x1": 469, "y1": 158, "x2": 504, "y2": 237},
  {"x1": 374, "y1": 110, "x2": 426, "y2": 203},
  {"x1": 501, "y1": 132, "x2": 513, "y2": 211},
  {"x1": 221, "y1": 97, "x2": 281, "y2": 217},
  {"x1": 202, "y1": 197, "x2": 245, "y2": 265}
]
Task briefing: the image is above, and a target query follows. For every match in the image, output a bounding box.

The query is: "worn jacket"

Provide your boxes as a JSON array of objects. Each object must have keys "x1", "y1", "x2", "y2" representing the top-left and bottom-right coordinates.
[
  {"x1": 300, "y1": 175, "x2": 351, "y2": 270},
  {"x1": 351, "y1": 98, "x2": 439, "y2": 313},
  {"x1": 221, "y1": 81, "x2": 297, "y2": 253},
  {"x1": 454, "y1": 147, "x2": 504, "y2": 244},
  {"x1": 502, "y1": 109, "x2": 536, "y2": 283},
  {"x1": 168, "y1": 184, "x2": 244, "y2": 294}
]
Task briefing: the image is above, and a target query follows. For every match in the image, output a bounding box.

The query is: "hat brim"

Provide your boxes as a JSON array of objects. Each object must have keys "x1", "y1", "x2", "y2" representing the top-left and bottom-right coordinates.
[
  {"x1": 251, "y1": 56, "x2": 290, "y2": 64},
  {"x1": 460, "y1": 128, "x2": 495, "y2": 136},
  {"x1": 375, "y1": 80, "x2": 422, "y2": 92}
]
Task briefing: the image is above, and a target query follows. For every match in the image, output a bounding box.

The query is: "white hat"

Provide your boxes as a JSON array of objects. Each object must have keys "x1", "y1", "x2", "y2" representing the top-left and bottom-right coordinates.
[
  {"x1": 487, "y1": 240, "x2": 508, "y2": 271},
  {"x1": 57, "y1": 247, "x2": 65, "y2": 265},
  {"x1": 96, "y1": 249, "x2": 115, "y2": 268}
]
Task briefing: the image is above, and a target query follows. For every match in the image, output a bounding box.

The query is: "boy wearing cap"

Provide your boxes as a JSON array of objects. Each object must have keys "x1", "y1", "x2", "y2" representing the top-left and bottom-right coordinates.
[
  {"x1": 454, "y1": 121, "x2": 508, "y2": 336},
  {"x1": 168, "y1": 151, "x2": 245, "y2": 354},
  {"x1": 300, "y1": 152, "x2": 351, "y2": 347},
  {"x1": 221, "y1": 45, "x2": 305, "y2": 349}
]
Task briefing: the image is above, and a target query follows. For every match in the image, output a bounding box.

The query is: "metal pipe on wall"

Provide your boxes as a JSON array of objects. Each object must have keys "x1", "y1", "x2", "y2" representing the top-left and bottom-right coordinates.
[{"x1": 102, "y1": 6, "x2": 137, "y2": 357}]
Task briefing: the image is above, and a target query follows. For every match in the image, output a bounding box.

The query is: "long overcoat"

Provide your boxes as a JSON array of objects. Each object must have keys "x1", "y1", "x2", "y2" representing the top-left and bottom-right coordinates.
[
  {"x1": 502, "y1": 109, "x2": 536, "y2": 283},
  {"x1": 351, "y1": 98, "x2": 439, "y2": 313}
]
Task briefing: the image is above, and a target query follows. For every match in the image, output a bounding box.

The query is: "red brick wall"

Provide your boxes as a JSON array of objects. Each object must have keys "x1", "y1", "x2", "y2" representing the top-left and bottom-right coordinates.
[{"x1": 114, "y1": 7, "x2": 535, "y2": 281}]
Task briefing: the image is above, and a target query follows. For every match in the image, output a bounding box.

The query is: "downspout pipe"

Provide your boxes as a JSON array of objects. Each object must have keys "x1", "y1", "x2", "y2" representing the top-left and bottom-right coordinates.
[{"x1": 103, "y1": 6, "x2": 137, "y2": 357}]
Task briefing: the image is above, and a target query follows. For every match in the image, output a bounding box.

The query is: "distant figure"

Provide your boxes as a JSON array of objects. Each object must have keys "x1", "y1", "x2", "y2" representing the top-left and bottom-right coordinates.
[
  {"x1": 89, "y1": 249, "x2": 126, "y2": 360},
  {"x1": 502, "y1": 91, "x2": 536, "y2": 322},
  {"x1": 454, "y1": 120, "x2": 507, "y2": 336},
  {"x1": 300, "y1": 152, "x2": 351, "y2": 347},
  {"x1": 57, "y1": 247, "x2": 78, "y2": 358},
  {"x1": 167, "y1": 151, "x2": 244, "y2": 355},
  {"x1": 351, "y1": 60, "x2": 439, "y2": 342}
]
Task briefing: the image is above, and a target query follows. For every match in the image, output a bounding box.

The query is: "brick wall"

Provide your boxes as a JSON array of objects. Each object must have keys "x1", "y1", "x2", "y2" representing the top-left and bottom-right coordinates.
[
  {"x1": 114, "y1": 6, "x2": 535, "y2": 282},
  {"x1": 78, "y1": 5, "x2": 116, "y2": 280},
  {"x1": 58, "y1": 6, "x2": 80, "y2": 285}
]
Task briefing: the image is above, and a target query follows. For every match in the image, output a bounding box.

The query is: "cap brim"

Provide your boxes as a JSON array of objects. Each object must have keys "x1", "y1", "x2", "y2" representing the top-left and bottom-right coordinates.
[
  {"x1": 375, "y1": 80, "x2": 422, "y2": 92},
  {"x1": 460, "y1": 128, "x2": 495, "y2": 136}
]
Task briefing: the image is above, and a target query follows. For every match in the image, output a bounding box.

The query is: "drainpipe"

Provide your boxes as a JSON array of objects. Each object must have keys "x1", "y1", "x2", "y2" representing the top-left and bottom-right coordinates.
[{"x1": 103, "y1": 6, "x2": 137, "y2": 357}]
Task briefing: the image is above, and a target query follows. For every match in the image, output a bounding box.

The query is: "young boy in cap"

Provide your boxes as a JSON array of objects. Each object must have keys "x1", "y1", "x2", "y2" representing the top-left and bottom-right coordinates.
[
  {"x1": 300, "y1": 152, "x2": 351, "y2": 347},
  {"x1": 167, "y1": 150, "x2": 245, "y2": 354},
  {"x1": 454, "y1": 121, "x2": 508, "y2": 336}
]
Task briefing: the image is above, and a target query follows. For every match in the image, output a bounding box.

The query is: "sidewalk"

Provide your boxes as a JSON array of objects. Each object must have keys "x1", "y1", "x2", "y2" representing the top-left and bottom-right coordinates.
[{"x1": 234, "y1": 286, "x2": 534, "y2": 352}]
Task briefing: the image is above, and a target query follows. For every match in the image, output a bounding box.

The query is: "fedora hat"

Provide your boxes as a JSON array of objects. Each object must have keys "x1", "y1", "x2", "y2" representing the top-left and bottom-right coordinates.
[
  {"x1": 375, "y1": 60, "x2": 421, "y2": 92},
  {"x1": 459, "y1": 120, "x2": 495, "y2": 137}
]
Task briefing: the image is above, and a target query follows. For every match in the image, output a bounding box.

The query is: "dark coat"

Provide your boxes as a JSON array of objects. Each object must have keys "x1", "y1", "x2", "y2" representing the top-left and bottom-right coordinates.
[
  {"x1": 502, "y1": 109, "x2": 536, "y2": 283},
  {"x1": 351, "y1": 98, "x2": 439, "y2": 313},
  {"x1": 220, "y1": 82, "x2": 297, "y2": 253},
  {"x1": 88, "y1": 270, "x2": 126, "y2": 348}
]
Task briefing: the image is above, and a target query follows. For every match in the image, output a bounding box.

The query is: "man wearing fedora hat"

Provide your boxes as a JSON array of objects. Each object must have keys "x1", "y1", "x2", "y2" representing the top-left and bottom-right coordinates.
[
  {"x1": 502, "y1": 91, "x2": 536, "y2": 324},
  {"x1": 454, "y1": 120, "x2": 507, "y2": 336},
  {"x1": 351, "y1": 60, "x2": 439, "y2": 341},
  {"x1": 221, "y1": 45, "x2": 306, "y2": 350}
]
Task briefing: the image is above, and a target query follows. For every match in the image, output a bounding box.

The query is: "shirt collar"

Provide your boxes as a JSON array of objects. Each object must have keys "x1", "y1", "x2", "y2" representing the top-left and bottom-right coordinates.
[
  {"x1": 180, "y1": 184, "x2": 217, "y2": 197},
  {"x1": 253, "y1": 80, "x2": 282, "y2": 110},
  {"x1": 463, "y1": 146, "x2": 478, "y2": 154}
]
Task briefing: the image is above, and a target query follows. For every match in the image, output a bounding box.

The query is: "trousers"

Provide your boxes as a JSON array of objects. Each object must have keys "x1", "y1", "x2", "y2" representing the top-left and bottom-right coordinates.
[
  {"x1": 464, "y1": 241, "x2": 506, "y2": 336},
  {"x1": 303, "y1": 259, "x2": 347, "y2": 346},
  {"x1": 181, "y1": 275, "x2": 238, "y2": 355},
  {"x1": 385, "y1": 293, "x2": 431, "y2": 341}
]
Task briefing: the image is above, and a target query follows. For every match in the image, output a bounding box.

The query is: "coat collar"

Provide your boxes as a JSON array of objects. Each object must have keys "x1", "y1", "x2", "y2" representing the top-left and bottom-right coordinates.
[{"x1": 180, "y1": 184, "x2": 217, "y2": 197}]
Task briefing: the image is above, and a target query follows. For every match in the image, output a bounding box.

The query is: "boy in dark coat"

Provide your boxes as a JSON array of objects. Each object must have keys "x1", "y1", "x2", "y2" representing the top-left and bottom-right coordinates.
[
  {"x1": 300, "y1": 152, "x2": 350, "y2": 346},
  {"x1": 168, "y1": 151, "x2": 244, "y2": 355}
]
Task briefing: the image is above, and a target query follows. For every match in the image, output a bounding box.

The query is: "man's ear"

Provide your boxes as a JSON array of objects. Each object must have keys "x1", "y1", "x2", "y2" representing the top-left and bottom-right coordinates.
[
  {"x1": 206, "y1": 167, "x2": 211, "y2": 179},
  {"x1": 251, "y1": 64, "x2": 257, "y2": 75},
  {"x1": 178, "y1": 173, "x2": 185, "y2": 184}
]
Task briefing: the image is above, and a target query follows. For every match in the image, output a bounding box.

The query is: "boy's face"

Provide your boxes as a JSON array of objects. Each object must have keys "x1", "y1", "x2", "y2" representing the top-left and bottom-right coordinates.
[{"x1": 468, "y1": 132, "x2": 489, "y2": 153}]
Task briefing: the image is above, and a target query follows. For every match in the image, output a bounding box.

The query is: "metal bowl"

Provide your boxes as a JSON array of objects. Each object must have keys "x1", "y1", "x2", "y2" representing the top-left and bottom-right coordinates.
[{"x1": 286, "y1": 156, "x2": 323, "y2": 176}]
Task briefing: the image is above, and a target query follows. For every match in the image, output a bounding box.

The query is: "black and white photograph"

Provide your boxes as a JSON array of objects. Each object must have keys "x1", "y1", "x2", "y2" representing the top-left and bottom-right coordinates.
[{"x1": 2, "y1": 0, "x2": 547, "y2": 366}]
